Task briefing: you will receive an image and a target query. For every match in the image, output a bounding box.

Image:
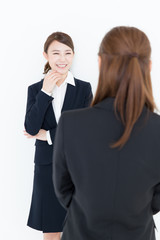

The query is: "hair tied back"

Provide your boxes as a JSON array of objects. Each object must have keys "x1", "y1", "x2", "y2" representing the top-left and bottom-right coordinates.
[{"x1": 129, "y1": 52, "x2": 139, "y2": 58}]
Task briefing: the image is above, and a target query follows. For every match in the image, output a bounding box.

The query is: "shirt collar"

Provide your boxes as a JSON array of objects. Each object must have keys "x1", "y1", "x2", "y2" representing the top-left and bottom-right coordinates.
[{"x1": 61, "y1": 71, "x2": 75, "y2": 87}]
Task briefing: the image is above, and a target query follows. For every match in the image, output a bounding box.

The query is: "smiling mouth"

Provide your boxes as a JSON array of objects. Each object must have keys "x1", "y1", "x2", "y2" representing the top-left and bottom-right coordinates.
[{"x1": 56, "y1": 64, "x2": 67, "y2": 68}]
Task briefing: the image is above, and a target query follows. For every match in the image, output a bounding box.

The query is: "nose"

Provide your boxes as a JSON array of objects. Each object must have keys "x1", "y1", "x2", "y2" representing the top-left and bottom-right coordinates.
[{"x1": 59, "y1": 54, "x2": 66, "y2": 62}]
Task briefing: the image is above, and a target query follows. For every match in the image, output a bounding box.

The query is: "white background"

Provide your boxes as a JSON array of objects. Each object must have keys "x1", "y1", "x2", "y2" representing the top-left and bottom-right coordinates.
[{"x1": 0, "y1": 0, "x2": 160, "y2": 239}]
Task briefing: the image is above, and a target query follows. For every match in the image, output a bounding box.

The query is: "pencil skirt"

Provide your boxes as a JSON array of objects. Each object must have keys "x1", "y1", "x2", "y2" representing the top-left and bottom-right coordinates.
[{"x1": 27, "y1": 164, "x2": 66, "y2": 233}]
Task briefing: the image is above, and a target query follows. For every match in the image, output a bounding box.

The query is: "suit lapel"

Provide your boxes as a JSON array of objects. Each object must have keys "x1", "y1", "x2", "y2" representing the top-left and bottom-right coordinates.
[
  {"x1": 45, "y1": 82, "x2": 77, "y2": 125},
  {"x1": 61, "y1": 83, "x2": 76, "y2": 112}
]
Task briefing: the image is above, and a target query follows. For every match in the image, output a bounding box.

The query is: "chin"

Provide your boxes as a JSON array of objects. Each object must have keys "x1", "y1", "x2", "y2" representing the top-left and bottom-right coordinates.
[{"x1": 57, "y1": 69, "x2": 69, "y2": 75}]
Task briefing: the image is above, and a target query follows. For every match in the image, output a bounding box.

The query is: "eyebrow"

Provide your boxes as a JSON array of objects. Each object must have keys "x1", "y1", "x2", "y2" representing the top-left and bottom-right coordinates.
[{"x1": 51, "y1": 50, "x2": 72, "y2": 52}]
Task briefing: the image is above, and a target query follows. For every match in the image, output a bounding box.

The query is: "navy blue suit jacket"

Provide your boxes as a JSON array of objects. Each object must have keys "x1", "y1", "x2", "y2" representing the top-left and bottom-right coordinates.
[{"x1": 24, "y1": 78, "x2": 92, "y2": 165}]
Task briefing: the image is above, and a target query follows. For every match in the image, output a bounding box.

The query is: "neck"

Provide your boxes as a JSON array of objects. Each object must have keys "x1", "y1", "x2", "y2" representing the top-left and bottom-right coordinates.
[{"x1": 56, "y1": 72, "x2": 68, "y2": 87}]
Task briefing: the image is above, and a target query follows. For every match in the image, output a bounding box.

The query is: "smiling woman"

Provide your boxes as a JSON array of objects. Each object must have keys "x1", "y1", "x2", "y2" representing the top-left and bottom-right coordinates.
[
  {"x1": 42, "y1": 39, "x2": 74, "y2": 89},
  {"x1": 43, "y1": 32, "x2": 74, "y2": 75},
  {"x1": 24, "y1": 32, "x2": 93, "y2": 240},
  {"x1": 44, "y1": 40, "x2": 74, "y2": 74}
]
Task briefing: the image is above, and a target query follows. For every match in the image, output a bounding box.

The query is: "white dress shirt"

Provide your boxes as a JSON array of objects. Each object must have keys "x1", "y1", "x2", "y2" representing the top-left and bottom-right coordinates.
[{"x1": 41, "y1": 71, "x2": 75, "y2": 145}]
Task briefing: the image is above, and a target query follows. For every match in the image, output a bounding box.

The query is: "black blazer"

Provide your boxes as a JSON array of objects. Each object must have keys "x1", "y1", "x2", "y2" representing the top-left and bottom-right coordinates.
[
  {"x1": 53, "y1": 97, "x2": 160, "y2": 240},
  {"x1": 24, "y1": 78, "x2": 92, "y2": 165}
]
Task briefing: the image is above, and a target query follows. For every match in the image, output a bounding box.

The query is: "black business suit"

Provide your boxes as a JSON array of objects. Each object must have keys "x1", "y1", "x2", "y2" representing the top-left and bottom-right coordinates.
[
  {"x1": 53, "y1": 97, "x2": 160, "y2": 240},
  {"x1": 24, "y1": 77, "x2": 92, "y2": 232}
]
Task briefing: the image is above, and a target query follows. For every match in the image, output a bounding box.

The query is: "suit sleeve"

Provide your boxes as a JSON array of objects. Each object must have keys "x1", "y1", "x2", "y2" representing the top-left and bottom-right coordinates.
[
  {"x1": 152, "y1": 183, "x2": 160, "y2": 215},
  {"x1": 53, "y1": 114, "x2": 75, "y2": 209},
  {"x1": 84, "y1": 83, "x2": 93, "y2": 107},
  {"x1": 24, "y1": 86, "x2": 53, "y2": 135}
]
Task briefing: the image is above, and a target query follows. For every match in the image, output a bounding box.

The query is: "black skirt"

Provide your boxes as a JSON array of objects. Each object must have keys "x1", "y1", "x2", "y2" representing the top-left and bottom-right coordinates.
[{"x1": 27, "y1": 164, "x2": 66, "y2": 233}]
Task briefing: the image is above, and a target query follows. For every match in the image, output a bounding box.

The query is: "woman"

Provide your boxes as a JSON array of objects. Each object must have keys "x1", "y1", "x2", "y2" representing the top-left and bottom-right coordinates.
[
  {"x1": 24, "y1": 32, "x2": 93, "y2": 240},
  {"x1": 53, "y1": 27, "x2": 160, "y2": 240}
]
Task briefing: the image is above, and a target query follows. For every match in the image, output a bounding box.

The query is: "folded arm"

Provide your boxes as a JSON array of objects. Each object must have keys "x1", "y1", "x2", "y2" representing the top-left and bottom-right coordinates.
[{"x1": 24, "y1": 86, "x2": 53, "y2": 135}]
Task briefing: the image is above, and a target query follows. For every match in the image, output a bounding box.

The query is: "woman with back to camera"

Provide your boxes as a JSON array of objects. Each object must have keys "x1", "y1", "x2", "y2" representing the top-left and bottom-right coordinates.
[
  {"x1": 24, "y1": 32, "x2": 92, "y2": 240},
  {"x1": 53, "y1": 27, "x2": 160, "y2": 240}
]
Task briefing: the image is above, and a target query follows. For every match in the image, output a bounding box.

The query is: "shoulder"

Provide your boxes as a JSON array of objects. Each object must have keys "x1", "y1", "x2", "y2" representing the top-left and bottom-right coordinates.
[
  {"x1": 74, "y1": 78, "x2": 91, "y2": 88},
  {"x1": 138, "y1": 109, "x2": 160, "y2": 142},
  {"x1": 149, "y1": 110, "x2": 160, "y2": 127},
  {"x1": 28, "y1": 79, "x2": 43, "y2": 91}
]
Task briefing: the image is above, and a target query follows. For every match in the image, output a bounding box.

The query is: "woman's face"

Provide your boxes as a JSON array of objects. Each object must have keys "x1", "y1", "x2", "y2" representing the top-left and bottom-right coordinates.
[{"x1": 43, "y1": 40, "x2": 74, "y2": 75}]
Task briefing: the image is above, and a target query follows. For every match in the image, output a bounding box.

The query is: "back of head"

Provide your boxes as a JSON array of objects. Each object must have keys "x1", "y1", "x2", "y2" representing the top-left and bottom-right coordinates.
[{"x1": 92, "y1": 26, "x2": 155, "y2": 148}]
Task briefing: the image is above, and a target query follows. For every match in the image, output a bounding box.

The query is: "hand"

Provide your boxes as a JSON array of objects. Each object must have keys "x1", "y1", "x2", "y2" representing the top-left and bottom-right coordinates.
[
  {"x1": 42, "y1": 70, "x2": 63, "y2": 93},
  {"x1": 23, "y1": 129, "x2": 47, "y2": 141}
]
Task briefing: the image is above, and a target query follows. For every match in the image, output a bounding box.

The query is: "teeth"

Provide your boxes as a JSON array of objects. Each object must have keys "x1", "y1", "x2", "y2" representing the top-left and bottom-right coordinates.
[{"x1": 57, "y1": 64, "x2": 67, "y2": 67}]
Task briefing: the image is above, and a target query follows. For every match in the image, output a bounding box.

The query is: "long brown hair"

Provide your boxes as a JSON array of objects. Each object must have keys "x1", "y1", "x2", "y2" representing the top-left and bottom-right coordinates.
[
  {"x1": 92, "y1": 26, "x2": 156, "y2": 149},
  {"x1": 43, "y1": 32, "x2": 74, "y2": 74}
]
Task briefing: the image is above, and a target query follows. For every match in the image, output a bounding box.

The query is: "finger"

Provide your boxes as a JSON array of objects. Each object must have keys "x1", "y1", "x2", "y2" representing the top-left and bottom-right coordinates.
[
  {"x1": 46, "y1": 70, "x2": 57, "y2": 77},
  {"x1": 47, "y1": 69, "x2": 56, "y2": 74},
  {"x1": 45, "y1": 73, "x2": 62, "y2": 83},
  {"x1": 52, "y1": 75, "x2": 62, "y2": 80},
  {"x1": 24, "y1": 134, "x2": 32, "y2": 138},
  {"x1": 48, "y1": 74, "x2": 61, "y2": 81},
  {"x1": 51, "y1": 77, "x2": 62, "y2": 84},
  {"x1": 27, "y1": 135, "x2": 35, "y2": 139},
  {"x1": 24, "y1": 132, "x2": 34, "y2": 138},
  {"x1": 46, "y1": 74, "x2": 61, "y2": 83},
  {"x1": 24, "y1": 132, "x2": 29, "y2": 136},
  {"x1": 23, "y1": 130, "x2": 29, "y2": 135}
]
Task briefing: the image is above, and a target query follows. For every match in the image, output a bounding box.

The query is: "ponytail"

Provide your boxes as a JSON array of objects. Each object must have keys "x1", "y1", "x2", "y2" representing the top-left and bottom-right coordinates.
[
  {"x1": 112, "y1": 56, "x2": 147, "y2": 148},
  {"x1": 43, "y1": 62, "x2": 51, "y2": 74}
]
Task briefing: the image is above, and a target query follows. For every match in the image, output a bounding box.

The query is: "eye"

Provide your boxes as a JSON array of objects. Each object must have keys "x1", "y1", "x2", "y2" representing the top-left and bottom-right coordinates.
[
  {"x1": 53, "y1": 53, "x2": 59, "y2": 55},
  {"x1": 66, "y1": 52, "x2": 71, "y2": 55}
]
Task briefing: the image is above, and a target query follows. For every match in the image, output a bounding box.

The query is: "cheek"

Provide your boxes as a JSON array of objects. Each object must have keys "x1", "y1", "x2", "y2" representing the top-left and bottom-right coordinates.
[
  {"x1": 67, "y1": 56, "x2": 74, "y2": 65},
  {"x1": 48, "y1": 59, "x2": 57, "y2": 67},
  {"x1": 48, "y1": 55, "x2": 58, "y2": 64}
]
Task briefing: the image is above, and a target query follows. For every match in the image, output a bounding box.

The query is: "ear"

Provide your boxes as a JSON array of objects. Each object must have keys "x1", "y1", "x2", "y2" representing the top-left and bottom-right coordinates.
[
  {"x1": 98, "y1": 56, "x2": 101, "y2": 70},
  {"x1": 149, "y1": 60, "x2": 152, "y2": 72},
  {"x1": 43, "y1": 52, "x2": 48, "y2": 61}
]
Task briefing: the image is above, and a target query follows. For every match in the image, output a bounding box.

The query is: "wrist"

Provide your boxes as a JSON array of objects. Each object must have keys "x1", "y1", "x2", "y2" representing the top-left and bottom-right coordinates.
[{"x1": 41, "y1": 88, "x2": 52, "y2": 96}]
